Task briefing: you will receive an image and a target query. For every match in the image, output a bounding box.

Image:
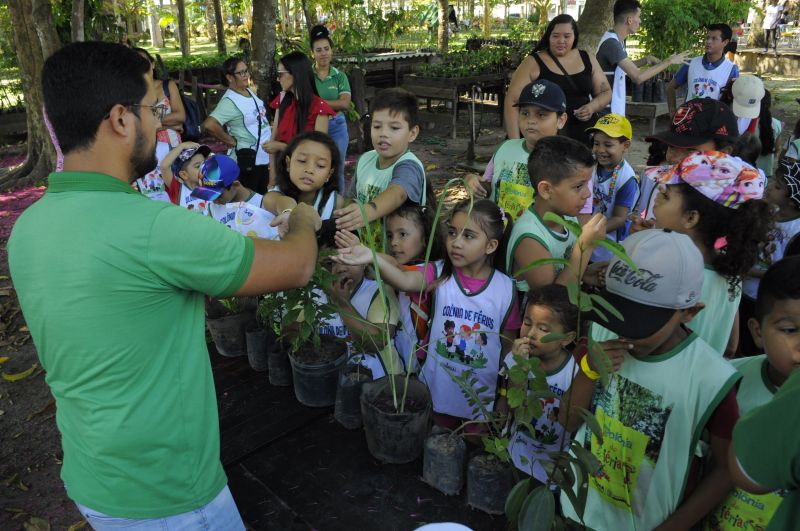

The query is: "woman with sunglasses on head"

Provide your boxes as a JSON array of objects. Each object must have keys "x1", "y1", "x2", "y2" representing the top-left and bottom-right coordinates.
[
  {"x1": 202, "y1": 56, "x2": 271, "y2": 193},
  {"x1": 262, "y1": 51, "x2": 335, "y2": 187}
]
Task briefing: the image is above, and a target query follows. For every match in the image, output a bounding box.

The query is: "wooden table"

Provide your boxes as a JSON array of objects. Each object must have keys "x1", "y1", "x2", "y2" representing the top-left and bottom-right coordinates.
[
  {"x1": 625, "y1": 98, "x2": 684, "y2": 135},
  {"x1": 402, "y1": 73, "x2": 507, "y2": 139}
]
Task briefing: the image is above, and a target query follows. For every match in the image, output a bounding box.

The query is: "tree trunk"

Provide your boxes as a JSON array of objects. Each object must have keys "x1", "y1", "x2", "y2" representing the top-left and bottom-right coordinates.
[
  {"x1": 2, "y1": 0, "x2": 59, "y2": 191},
  {"x1": 577, "y1": 0, "x2": 614, "y2": 52},
  {"x1": 31, "y1": 0, "x2": 61, "y2": 58},
  {"x1": 482, "y1": 0, "x2": 490, "y2": 38},
  {"x1": 468, "y1": 0, "x2": 474, "y2": 24},
  {"x1": 749, "y1": 0, "x2": 766, "y2": 47},
  {"x1": 149, "y1": 0, "x2": 164, "y2": 47},
  {"x1": 176, "y1": 0, "x2": 190, "y2": 58},
  {"x1": 251, "y1": 0, "x2": 277, "y2": 105},
  {"x1": 300, "y1": 0, "x2": 314, "y2": 33},
  {"x1": 437, "y1": 0, "x2": 449, "y2": 52},
  {"x1": 204, "y1": 0, "x2": 215, "y2": 39},
  {"x1": 213, "y1": 0, "x2": 226, "y2": 54},
  {"x1": 71, "y1": 0, "x2": 85, "y2": 42}
]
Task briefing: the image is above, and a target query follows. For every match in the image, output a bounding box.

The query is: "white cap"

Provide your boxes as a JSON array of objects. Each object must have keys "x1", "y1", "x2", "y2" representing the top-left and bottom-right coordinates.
[
  {"x1": 731, "y1": 75, "x2": 765, "y2": 120},
  {"x1": 585, "y1": 230, "x2": 705, "y2": 339}
]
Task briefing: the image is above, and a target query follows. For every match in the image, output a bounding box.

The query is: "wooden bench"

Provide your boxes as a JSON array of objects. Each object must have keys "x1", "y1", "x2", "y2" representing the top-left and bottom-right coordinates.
[{"x1": 626, "y1": 98, "x2": 684, "y2": 135}]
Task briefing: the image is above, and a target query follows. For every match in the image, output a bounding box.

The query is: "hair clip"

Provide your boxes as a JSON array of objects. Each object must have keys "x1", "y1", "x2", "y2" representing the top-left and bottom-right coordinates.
[
  {"x1": 713, "y1": 236, "x2": 729, "y2": 252},
  {"x1": 499, "y1": 207, "x2": 508, "y2": 227}
]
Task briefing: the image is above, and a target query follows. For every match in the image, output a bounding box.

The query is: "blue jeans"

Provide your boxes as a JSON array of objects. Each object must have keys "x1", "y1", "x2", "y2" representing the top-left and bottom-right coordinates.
[
  {"x1": 328, "y1": 113, "x2": 349, "y2": 194},
  {"x1": 74, "y1": 485, "x2": 245, "y2": 530}
]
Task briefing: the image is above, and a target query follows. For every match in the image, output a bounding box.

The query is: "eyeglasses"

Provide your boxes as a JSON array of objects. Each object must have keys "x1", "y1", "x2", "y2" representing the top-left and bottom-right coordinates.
[
  {"x1": 233, "y1": 69, "x2": 249, "y2": 77},
  {"x1": 130, "y1": 103, "x2": 168, "y2": 121},
  {"x1": 103, "y1": 103, "x2": 167, "y2": 121},
  {"x1": 277, "y1": 70, "x2": 290, "y2": 77}
]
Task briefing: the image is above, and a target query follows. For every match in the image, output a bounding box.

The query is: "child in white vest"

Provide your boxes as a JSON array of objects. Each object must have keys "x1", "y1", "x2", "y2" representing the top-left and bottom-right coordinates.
[
  {"x1": 707, "y1": 257, "x2": 800, "y2": 531},
  {"x1": 320, "y1": 239, "x2": 403, "y2": 379},
  {"x1": 586, "y1": 113, "x2": 639, "y2": 262},
  {"x1": 463, "y1": 80, "x2": 593, "y2": 223},
  {"x1": 333, "y1": 199, "x2": 522, "y2": 432},
  {"x1": 334, "y1": 88, "x2": 427, "y2": 250},
  {"x1": 559, "y1": 229, "x2": 740, "y2": 531},
  {"x1": 653, "y1": 151, "x2": 772, "y2": 356},
  {"x1": 505, "y1": 284, "x2": 577, "y2": 486}
]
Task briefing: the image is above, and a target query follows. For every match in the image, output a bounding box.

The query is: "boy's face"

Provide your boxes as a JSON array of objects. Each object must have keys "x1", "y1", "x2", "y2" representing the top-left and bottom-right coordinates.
[
  {"x1": 520, "y1": 303, "x2": 573, "y2": 359},
  {"x1": 620, "y1": 305, "x2": 702, "y2": 357},
  {"x1": 665, "y1": 141, "x2": 717, "y2": 165},
  {"x1": 749, "y1": 299, "x2": 800, "y2": 382},
  {"x1": 518, "y1": 105, "x2": 566, "y2": 146},
  {"x1": 765, "y1": 175, "x2": 796, "y2": 211},
  {"x1": 386, "y1": 214, "x2": 425, "y2": 265},
  {"x1": 330, "y1": 259, "x2": 366, "y2": 288},
  {"x1": 538, "y1": 165, "x2": 593, "y2": 217},
  {"x1": 178, "y1": 154, "x2": 205, "y2": 189},
  {"x1": 214, "y1": 183, "x2": 238, "y2": 204},
  {"x1": 705, "y1": 30, "x2": 729, "y2": 56},
  {"x1": 288, "y1": 139, "x2": 334, "y2": 193},
  {"x1": 592, "y1": 131, "x2": 630, "y2": 169},
  {"x1": 371, "y1": 109, "x2": 419, "y2": 164}
]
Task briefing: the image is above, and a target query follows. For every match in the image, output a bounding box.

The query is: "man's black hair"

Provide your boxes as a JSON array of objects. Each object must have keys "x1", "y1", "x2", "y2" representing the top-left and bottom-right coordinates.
[
  {"x1": 613, "y1": 0, "x2": 642, "y2": 24},
  {"x1": 42, "y1": 41, "x2": 151, "y2": 155},
  {"x1": 755, "y1": 256, "x2": 800, "y2": 323},
  {"x1": 528, "y1": 135, "x2": 595, "y2": 187},
  {"x1": 707, "y1": 23, "x2": 733, "y2": 42},
  {"x1": 371, "y1": 88, "x2": 420, "y2": 128}
]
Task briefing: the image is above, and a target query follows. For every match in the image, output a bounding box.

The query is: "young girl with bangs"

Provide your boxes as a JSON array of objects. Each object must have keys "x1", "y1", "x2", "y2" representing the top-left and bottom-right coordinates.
[
  {"x1": 334, "y1": 199, "x2": 521, "y2": 429},
  {"x1": 652, "y1": 151, "x2": 773, "y2": 356}
]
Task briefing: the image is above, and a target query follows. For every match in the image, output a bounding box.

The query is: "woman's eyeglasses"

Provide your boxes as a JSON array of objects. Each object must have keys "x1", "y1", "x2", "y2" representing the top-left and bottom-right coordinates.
[
  {"x1": 233, "y1": 69, "x2": 250, "y2": 77},
  {"x1": 277, "y1": 70, "x2": 290, "y2": 78}
]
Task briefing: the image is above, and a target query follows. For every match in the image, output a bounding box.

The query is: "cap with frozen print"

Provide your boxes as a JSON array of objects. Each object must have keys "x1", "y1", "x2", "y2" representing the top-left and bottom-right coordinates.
[
  {"x1": 170, "y1": 144, "x2": 211, "y2": 177},
  {"x1": 583, "y1": 229, "x2": 704, "y2": 339},
  {"x1": 776, "y1": 157, "x2": 800, "y2": 209},
  {"x1": 659, "y1": 151, "x2": 765, "y2": 208},
  {"x1": 585, "y1": 113, "x2": 632, "y2": 140},
  {"x1": 731, "y1": 75, "x2": 765, "y2": 120},
  {"x1": 513, "y1": 79, "x2": 567, "y2": 112},
  {"x1": 190, "y1": 154, "x2": 240, "y2": 201},
  {"x1": 644, "y1": 98, "x2": 738, "y2": 148}
]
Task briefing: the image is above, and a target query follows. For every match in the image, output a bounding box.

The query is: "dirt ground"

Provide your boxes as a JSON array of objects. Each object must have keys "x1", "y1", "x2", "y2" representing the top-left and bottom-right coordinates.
[{"x1": 0, "y1": 90, "x2": 797, "y2": 530}]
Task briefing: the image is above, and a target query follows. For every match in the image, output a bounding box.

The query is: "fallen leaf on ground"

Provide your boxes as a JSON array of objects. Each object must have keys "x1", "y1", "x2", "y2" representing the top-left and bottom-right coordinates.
[
  {"x1": 18, "y1": 325, "x2": 28, "y2": 332},
  {"x1": 17, "y1": 479, "x2": 29, "y2": 491},
  {"x1": 67, "y1": 521, "x2": 87, "y2": 531},
  {"x1": 425, "y1": 164, "x2": 438, "y2": 171},
  {"x1": 23, "y1": 516, "x2": 50, "y2": 531},
  {"x1": 2, "y1": 363, "x2": 38, "y2": 382},
  {"x1": 27, "y1": 399, "x2": 55, "y2": 421},
  {"x1": 2, "y1": 473, "x2": 19, "y2": 486},
  {"x1": 0, "y1": 356, "x2": 9, "y2": 364},
  {"x1": 0, "y1": 290, "x2": 9, "y2": 297}
]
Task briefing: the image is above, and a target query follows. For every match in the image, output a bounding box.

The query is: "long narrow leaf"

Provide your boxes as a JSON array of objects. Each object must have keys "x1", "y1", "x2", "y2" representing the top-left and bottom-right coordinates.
[
  {"x1": 543, "y1": 212, "x2": 582, "y2": 237},
  {"x1": 594, "y1": 239, "x2": 639, "y2": 273},
  {"x1": 513, "y1": 257, "x2": 571, "y2": 278},
  {"x1": 589, "y1": 293, "x2": 625, "y2": 322},
  {"x1": 576, "y1": 406, "x2": 603, "y2": 445}
]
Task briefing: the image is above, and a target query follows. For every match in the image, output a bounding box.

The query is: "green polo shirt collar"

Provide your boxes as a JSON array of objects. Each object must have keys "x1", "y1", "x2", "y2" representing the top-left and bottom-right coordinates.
[{"x1": 47, "y1": 171, "x2": 139, "y2": 194}]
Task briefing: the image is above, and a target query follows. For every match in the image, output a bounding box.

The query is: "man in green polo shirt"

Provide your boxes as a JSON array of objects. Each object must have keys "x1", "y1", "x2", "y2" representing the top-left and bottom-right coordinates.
[{"x1": 8, "y1": 42, "x2": 321, "y2": 529}]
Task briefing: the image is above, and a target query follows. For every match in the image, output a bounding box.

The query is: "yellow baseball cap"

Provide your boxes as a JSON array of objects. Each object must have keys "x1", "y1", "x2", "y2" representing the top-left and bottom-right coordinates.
[{"x1": 586, "y1": 113, "x2": 632, "y2": 140}]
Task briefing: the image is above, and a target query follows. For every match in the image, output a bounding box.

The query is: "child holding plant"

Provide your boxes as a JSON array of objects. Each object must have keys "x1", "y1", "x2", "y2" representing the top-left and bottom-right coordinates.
[
  {"x1": 464, "y1": 80, "x2": 593, "y2": 223},
  {"x1": 319, "y1": 242, "x2": 403, "y2": 379},
  {"x1": 504, "y1": 284, "x2": 578, "y2": 486},
  {"x1": 652, "y1": 151, "x2": 772, "y2": 356},
  {"x1": 506, "y1": 135, "x2": 607, "y2": 294},
  {"x1": 334, "y1": 88, "x2": 428, "y2": 247},
  {"x1": 334, "y1": 199, "x2": 521, "y2": 430},
  {"x1": 337, "y1": 201, "x2": 445, "y2": 372}
]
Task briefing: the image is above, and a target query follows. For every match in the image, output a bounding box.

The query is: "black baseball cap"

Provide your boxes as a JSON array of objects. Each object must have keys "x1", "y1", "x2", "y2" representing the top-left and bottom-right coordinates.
[
  {"x1": 645, "y1": 98, "x2": 739, "y2": 149},
  {"x1": 513, "y1": 80, "x2": 567, "y2": 113},
  {"x1": 170, "y1": 145, "x2": 211, "y2": 176}
]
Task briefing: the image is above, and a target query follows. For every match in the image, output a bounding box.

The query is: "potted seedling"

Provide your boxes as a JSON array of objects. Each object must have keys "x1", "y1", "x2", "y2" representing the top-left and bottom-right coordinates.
[
  {"x1": 246, "y1": 296, "x2": 279, "y2": 372},
  {"x1": 206, "y1": 297, "x2": 254, "y2": 358},
  {"x1": 267, "y1": 261, "x2": 348, "y2": 406},
  {"x1": 258, "y1": 291, "x2": 292, "y2": 386}
]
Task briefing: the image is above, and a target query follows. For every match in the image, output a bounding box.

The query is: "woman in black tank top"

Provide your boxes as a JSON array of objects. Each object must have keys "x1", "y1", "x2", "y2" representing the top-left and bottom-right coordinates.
[{"x1": 505, "y1": 15, "x2": 611, "y2": 144}]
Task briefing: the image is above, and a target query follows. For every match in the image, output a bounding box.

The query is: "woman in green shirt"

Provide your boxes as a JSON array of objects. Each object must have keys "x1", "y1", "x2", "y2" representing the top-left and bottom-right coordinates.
[{"x1": 310, "y1": 25, "x2": 352, "y2": 194}]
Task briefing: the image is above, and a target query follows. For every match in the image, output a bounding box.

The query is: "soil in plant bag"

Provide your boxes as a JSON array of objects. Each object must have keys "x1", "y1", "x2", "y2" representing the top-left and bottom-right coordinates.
[
  {"x1": 334, "y1": 365, "x2": 373, "y2": 429},
  {"x1": 467, "y1": 453, "x2": 513, "y2": 515},
  {"x1": 207, "y1": 313, "x2": 251, "y2": 357},
  {"x1": 290, "y1": 337, "x2": 348, "y2": 407},
  {"x1": 361, "y1": 377, "x2": 431, "y2": 464},
  {"x1": 423, "y1": 431, "x2": 467, "y2": 495},
  {"x1": 292, "y1": 336, "x2": 347, "y2": 364}
]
